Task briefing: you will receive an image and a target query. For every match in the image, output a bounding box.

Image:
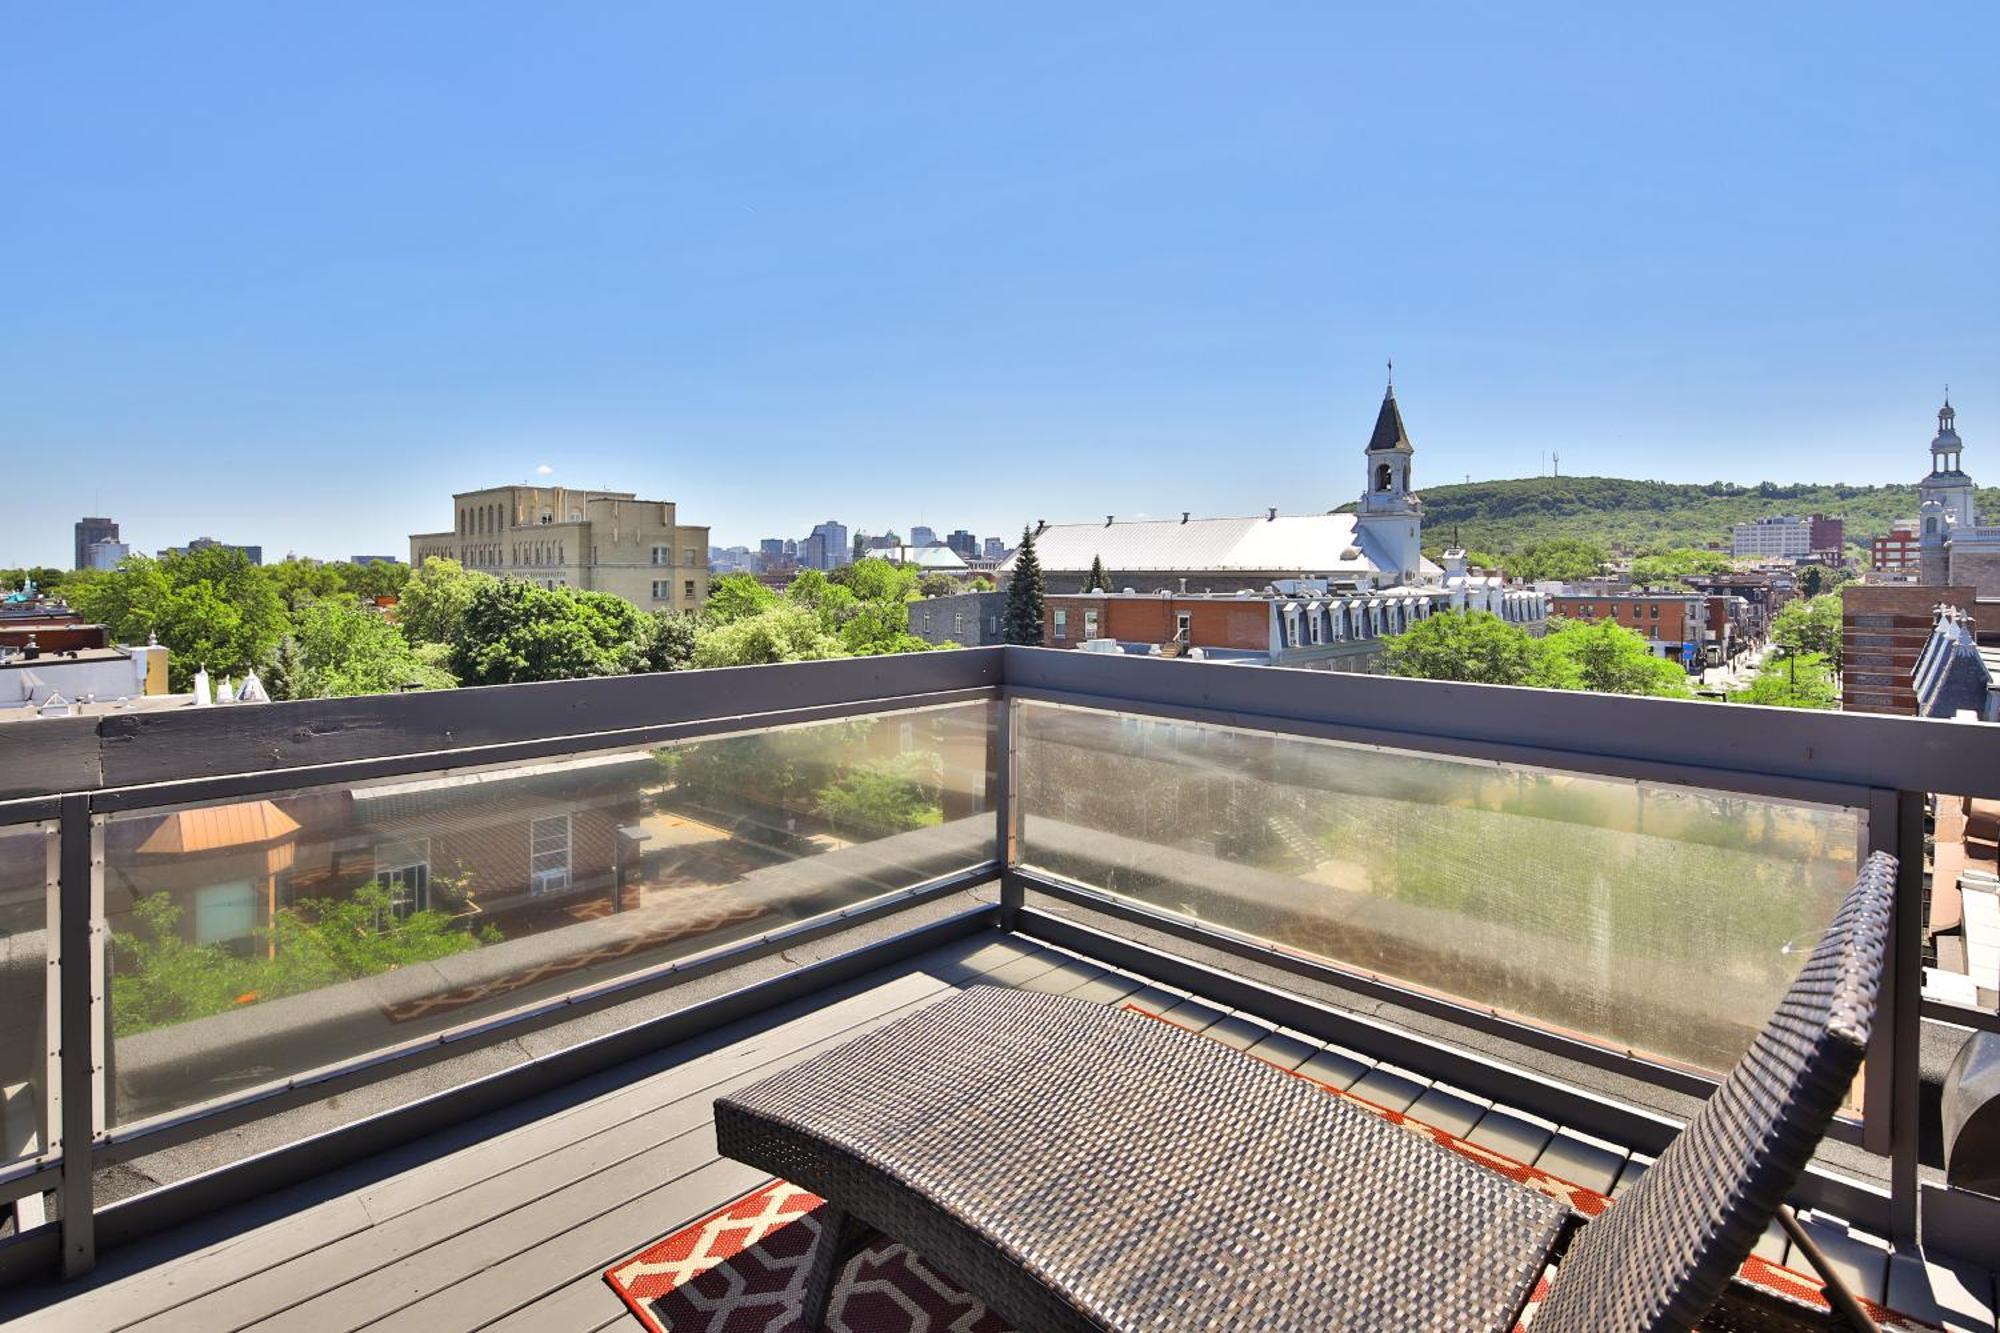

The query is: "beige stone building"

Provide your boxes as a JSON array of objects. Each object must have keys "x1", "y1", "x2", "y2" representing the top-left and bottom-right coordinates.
[{"x1": 409, "y1": 486, "x2": 709, "y2": 613}]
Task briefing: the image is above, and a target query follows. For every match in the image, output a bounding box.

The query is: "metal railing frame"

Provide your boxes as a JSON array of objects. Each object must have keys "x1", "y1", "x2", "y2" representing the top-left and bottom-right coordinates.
[{"x1": 0, "y1": 644, "x2": 1992, "y2": 1278}]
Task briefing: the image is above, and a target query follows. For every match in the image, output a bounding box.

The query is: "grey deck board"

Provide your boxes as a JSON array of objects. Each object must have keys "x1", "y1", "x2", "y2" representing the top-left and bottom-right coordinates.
[{"x1": 480, "y1": 1270, "x2": 632, "y2": 1333}]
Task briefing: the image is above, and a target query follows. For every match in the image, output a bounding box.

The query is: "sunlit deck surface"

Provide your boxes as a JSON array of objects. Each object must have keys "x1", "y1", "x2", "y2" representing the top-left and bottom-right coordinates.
[{"x1": 6, "y1": 893, "x2": 1997, "y2": 1333}]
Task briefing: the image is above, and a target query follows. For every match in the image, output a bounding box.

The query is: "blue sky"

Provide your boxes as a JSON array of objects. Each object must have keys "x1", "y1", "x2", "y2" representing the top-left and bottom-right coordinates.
[{"x1": 3, "y1": 3, "x2": 1993, "y2": 565}]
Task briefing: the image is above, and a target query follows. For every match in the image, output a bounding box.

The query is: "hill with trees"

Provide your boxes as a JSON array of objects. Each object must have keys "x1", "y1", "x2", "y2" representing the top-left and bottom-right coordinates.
[{"x1": 1336, "y1": 475, "x2": 2000, "y2": 558}]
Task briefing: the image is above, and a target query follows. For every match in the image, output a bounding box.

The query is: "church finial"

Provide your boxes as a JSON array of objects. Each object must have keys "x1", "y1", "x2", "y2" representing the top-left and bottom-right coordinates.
[{"x1": 1386, "y1": 358, "x2": 1394, "y2": 393}]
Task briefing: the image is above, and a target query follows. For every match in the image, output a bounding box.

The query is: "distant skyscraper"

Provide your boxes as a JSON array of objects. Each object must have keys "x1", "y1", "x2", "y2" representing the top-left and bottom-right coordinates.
[
  {"x1": 946, "y1": 529, "x2": 977, "y2": 558},
  {"x1": 983, "y1": 536, "x2": 1006, "y2": 561},
  {"x1": 910, "y1": 525, "x2": 936, "y2": 547},
  {"x1": 74, "y1": 517, "x2": 119, "y2": 571},
  {"x1": 83, "y1": 540, "x2": 130, "y2": 570},
  {"x1": 805, "y1": 520, "x2": 850, "y2": 570}
]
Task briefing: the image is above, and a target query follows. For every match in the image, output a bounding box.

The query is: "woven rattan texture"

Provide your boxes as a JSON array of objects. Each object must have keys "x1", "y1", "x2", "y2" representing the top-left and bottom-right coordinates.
[
  {"x1": 1533, "y1": 851, "x2": 1895, "y2": 1333},
  {"x1": 718, "y1": 984, "x2": 1567, "y2": 1332}
]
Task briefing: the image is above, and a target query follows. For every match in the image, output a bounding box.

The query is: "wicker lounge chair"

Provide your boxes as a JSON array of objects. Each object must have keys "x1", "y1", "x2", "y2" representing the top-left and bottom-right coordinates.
[{"x1": 717, "y1": 852, "x2": 1895, "y2": 1331}]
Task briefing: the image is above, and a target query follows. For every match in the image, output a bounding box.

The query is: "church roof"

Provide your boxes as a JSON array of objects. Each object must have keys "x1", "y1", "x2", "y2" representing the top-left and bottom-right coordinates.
[
  {"x1": 1367, "y1": 387, "x2": 1414, "y2": 453},
  {"x1": 1000, "y1": 513, "x2": 1439, "y2": 579}
]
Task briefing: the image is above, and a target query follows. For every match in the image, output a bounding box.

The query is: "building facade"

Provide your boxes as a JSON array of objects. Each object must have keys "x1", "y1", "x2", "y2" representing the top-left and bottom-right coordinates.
[
  {"x1": 801, "y1": 521, "x2": 850, "y2": 571},
  {"x1": 1549, "y1": 591, "x2": 1709, "y2": 665},
  {"x1": 74, "y1": 517, "x2": 119, "y2": 571},
  {"x1": 409, "y1": 486, "x2": 710, "y2": 612},
  {"x1": 908, "y1": 591, "x2": 1005, "y2": 647},
  {"x1": 1841, "y1": 582, "x2": 1975, "y2": 715},
  {"x1": 1872, "y1": 522, "x2": 1922, "y2": 575},
  {"x1": 1731, "y1": 516, "x2": 1813, "y2": 560},
  {"x1": 83, "y1": 540, "x2": 130, "y2": 570},
  {"x1": 1809, "y1": 514, "x2": 1846, "y2": 557}
]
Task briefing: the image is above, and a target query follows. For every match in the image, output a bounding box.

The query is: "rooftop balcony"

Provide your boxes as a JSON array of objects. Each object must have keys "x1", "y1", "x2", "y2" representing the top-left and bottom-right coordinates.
[{"x1": 0, "y1": 648, "x2": 1995, "y2": 1329}]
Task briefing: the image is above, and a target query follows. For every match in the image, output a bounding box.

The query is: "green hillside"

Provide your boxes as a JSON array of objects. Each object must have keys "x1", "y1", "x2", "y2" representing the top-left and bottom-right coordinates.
[{"x1": 1335, "y1": 476, "x2": 2000, "y2": 556}]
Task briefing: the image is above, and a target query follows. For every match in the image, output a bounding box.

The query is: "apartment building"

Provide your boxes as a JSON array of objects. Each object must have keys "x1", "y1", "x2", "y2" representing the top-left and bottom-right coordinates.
[
  {"x1": 1731, "y1": 515, "x2": 1813, "y2": 560},
  {"x1": 409, "y1": 485, "x2": 709, "y2": 612},
  {"x1": 1873, "y1": 521, "x2": 1922, "y2": 575},
  {"x1": 1550, "y1": 591, "x2": 1708, "y2": 664}
]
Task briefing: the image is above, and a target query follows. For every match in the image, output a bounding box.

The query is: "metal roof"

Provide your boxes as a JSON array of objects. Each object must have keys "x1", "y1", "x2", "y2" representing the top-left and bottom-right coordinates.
[{"x1": 1004, "y1": 513, "x2": 1399, "y2": 575}]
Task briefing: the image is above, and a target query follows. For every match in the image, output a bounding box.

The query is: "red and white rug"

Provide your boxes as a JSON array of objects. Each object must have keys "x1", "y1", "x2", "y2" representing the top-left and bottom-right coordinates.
[{"x1": 605, "y1": 1179, "x2": 1014, "y2": 1333}]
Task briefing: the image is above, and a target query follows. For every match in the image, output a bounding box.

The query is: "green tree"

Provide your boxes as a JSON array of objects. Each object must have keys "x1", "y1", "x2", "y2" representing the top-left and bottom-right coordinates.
[
  {"x1": 918, "y1": 572, "x2": 961, "y2": 599},
  {"x1": 1503, "y1": 538, "x2": 1610, "y2": 583},
  {"x1": 691, "y1": 602, "x2": 845, "y2": 667},
  {"x1": 0, "y1": 566, "x2": 71, "y2": 594},
  {"x1": 345, "y1": 560, "x2": 412, "y2": 600},
  {"x1": 450, "y1": 580, "x2": 647, "y2": 685},
  {"x1": 1383, "y1": 610, "x2": 1541, "y2": 685},
  {"x1": 963, "y1": 574, "x2": 996, "y2": 592},
  {"x1": 266, "y1": 557, "x2": 349, "y2": 611},
  {"x1": 395, "y1": 557, "x2": 496, "y2": 645},
  {"x1": 1087, "y1": 554, "x2": 1109, "y2": 592},
  {"x1": 268, "y1": 596, "x2": 454, "y2": 699},
  {"x1": 828, "y1": 557, "x2": 919, "y2": 604},
  {"x1": 1732, "y1": 650, "x2": 1837, "y2": 709},
  {"x1": 703, "y1": 572, "x2": 779, "y2": 625},
  {"x1": 1002, "y1": 527, "x2": 1046, "y2": 645},
  {"x1": 1628, "y1": 548, "x2": 1736, "y2": 584},
  {"x1": 66, "y1": 548, "x2": 288, "y2": 691},
  {"x1": 1771, "y1": 595, "x2": 1843, "y2": 669},
  {"x1": 1532, "y1": 618, "x2": 1693, "y2": 697},
  {"x1": 629, "y1": 609, "x2": 700, "y2": 673},
  {"x1": 815, "y1": 753, "x2": 944, "y2": 838}
]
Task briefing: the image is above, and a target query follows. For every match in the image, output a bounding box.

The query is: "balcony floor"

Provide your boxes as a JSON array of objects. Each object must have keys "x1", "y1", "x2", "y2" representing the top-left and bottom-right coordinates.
[{"x1": 5, "y1": 922, "x2": 1997, "y2": 1332}]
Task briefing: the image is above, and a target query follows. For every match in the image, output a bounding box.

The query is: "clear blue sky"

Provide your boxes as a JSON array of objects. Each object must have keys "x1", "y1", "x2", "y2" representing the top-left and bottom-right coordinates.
[{"x1": 3, "y1": 3, "x2": 1993, "y2": 565}]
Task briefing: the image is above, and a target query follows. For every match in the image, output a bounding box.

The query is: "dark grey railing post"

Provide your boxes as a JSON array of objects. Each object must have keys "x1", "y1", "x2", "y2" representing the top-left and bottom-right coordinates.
[
  {"x1": 55, "y1": 793, "x2": 96, "y2": 1278},
  {"x1": 996, "y1": 697, "x2": 1022, "y2": 929},
  {"x1": 1885, "y1": 790, "x2": 1923, "y2": 1245}
]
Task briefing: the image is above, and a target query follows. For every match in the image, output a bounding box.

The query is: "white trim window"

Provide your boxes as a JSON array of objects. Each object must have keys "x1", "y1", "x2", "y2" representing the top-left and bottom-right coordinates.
[
  {"x1": 651, "y1": 580, "x2": 671, "y2": 600},
  {"x1": 373, "y1": 837, "x2": 431, "y2": 923},
  {"x1": 651, "y1": 545, "x2": 670, "y2": 566},
  {"x1": 529, "y1": 814, "x2": 572, "y2": 895}
]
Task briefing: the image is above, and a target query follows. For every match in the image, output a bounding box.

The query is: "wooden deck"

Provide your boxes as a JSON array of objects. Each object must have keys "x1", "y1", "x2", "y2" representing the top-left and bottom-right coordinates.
[{"x1": 4, "y1": 926, "x2": 1995, "y2": 1332}]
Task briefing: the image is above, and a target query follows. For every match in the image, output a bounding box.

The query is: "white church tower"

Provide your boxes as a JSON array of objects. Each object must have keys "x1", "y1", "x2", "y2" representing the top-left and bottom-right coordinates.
[
  {"x1": 1354, "y1": 370, "x2": 1423, "y2": 583},
  {"x1": 1920, "y1": 395, "x2": 1977, "y2": 531}
]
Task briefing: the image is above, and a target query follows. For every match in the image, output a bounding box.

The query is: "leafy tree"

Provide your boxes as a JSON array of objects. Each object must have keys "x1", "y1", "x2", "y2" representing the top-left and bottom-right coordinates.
[
  {"x1": 1002, "y1": 527, "x2": 1046, "y2": 645},
  {"x1": 0, "y1": 566, "x2": 71, "y2": 594},
  {"x1": 450, "y1": 579, "x2": 647, "y2": 685},
  {"x1": 1087, "y1": 554, "x2": 1110, "y2": 592},
  {"x1": 266, "y1": 596, "x2": 454, "y2": 699},
  {"x1": 1732, "y1": 651, "x2": 1837, "y2": 709},
  {"x1": 344, "y1": 560, "x2": 412, "y2": 600},
  {"x1": 918, "y1": 572, "x2": 961, "y2": 599},
  {"x1": 109, "y1": 886, "x2": 494, "y2": 1036},
  {"x1": 629, "y1": 609, "x2": 700, "y2": 673},
  {"x1": 1502, "y1": 538, "x2": 1610, "y2": 583},
  {"x1": 703, "y1": 572, "x2": 779, "y2": 625},
  {"x1": 963, "y1": 574, "x2": 996, "y2": 592},
  {"x1": 1795, "y1": 564, "x2": 1852, "y2": 599},
  {"x1": 1770, "y1": 595, "x2": 1843, "y2": 669},
  {"x1": 828, "y1": 557, "x2": 919, "y2": 604},
  {"x1": 395, "y1": 557, "x2": 496, "y2": 645},
  {"x1": 691, "y1": 601, "x2": 845, "y2": 667},
  {"x1": 266, "y1": 557, "x2": 349, "y2": 610},
  {"x1": 65, "y1": 547, "x2": 288, "y2": 691},
  {"x1": 1384, "y1": 611, "x2": 1542, "y2": 685},
  {"x1": 1532, "y1": 618, "x2": 1693, "y2": 697},
  {"x1": 1628, "y1": 548, "x2": 1735, "y2": 584},
  {"x1": 815, "y1": 754, "x2": 943, "y2": 838}
]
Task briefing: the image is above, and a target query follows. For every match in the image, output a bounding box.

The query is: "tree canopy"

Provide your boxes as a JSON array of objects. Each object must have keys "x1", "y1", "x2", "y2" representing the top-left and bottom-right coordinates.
[
  {"x1": 1382, "y1": 611, "x2": 1542, "y2": 685},
  {"x1": 268, "y1": 595, "x2": 455, "y2": 698},
  {"x1": 65, "y1": 547, "x2": 289, "y2": 691},
  {"x1": 1533, "y1": 617, "x2": 1693, "y2": 697},
  {"x1": 395, "y1": 557, "x2": 496, "y2": 645},
  {"x1": 1770, "y1": 595, "x2": 1843, "y2": 669},
  {"x1": 449, "y1": 580, "x2": 648, "y2": 685},
  {"x1": 1732, "y1": 650, "x2": 1837, "y2": 709},
  {"x1": 1499, "y1": 537, "x2": 1610, "y2": 583},
  {"x1": 1386, "y1": 609, "x2": 1691, "y2": 698},
  {"x1": 1627, "y1": 548, "x2": 1735, "y2": 584}
]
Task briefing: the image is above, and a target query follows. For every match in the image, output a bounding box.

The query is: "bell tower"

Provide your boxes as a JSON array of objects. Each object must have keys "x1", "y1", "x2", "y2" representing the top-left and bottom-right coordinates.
[{"x1": 1354, "y1": 364, "x2": 1423, "y2": 582}]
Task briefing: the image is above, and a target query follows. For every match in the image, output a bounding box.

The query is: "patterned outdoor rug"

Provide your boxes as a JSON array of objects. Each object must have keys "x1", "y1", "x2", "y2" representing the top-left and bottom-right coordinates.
[
  {"x1": 605, "y1": 1180, "x2": 1014, "y2": 1333},
  {"x1": 604, "y1": 1005, "x2": 1941, "y2": 1332}
]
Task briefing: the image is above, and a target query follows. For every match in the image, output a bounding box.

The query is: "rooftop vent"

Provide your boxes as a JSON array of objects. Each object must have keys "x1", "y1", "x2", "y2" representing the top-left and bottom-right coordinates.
[
  {"x1": 1181, "y1": 511, "x2": 1190, "y2": 524},
  {"x1": 1105, "y1": 515, "x2": 1114, "y2": 526},
  {"x1": 1267, "y1": 507, "x2": 1278, "y2": 521}
]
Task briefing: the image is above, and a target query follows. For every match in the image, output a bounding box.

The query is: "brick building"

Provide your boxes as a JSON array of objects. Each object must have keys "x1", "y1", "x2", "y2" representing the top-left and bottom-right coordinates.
[
  {"x1": 1548, "y1": 592, "x2": 1709, "y2": 665},
  {"x1": 1840, "y1": 582, "x2": 1975, "y2": 715},
  {"x1": 1872, "y1": 522, "x2": 1922, "y2": 575}
]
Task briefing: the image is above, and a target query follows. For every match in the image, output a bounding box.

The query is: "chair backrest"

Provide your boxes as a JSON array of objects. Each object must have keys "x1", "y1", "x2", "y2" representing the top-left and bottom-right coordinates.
[{"x1": 1533, "y1": 851, "x2": 1896, "y2": 1333}]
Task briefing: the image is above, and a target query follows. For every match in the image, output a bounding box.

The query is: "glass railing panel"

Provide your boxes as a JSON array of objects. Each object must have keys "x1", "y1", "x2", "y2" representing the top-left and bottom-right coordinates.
[
  {"x1": 102, "y1": 700, "x2": 994, "y2": 1129},
  {"x1": 1921, "y1": 790, "x2": 1999, "y2": 1021},
  {"x1": 1016, "y1": 701, "x2": 1865, "y2": 1081},
  {"x1": 0, "y1": 822, "x2": 53, "y2": 1167}
]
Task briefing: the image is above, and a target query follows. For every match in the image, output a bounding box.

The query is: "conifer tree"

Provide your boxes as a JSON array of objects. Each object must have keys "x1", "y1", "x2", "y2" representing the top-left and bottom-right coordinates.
[
  {"x1": 1003, "y1": 527, "x2": 1047, "y2": 645},
  {"x1": 1087, "y1": 554, "x2": 1109, "y2": 593}
]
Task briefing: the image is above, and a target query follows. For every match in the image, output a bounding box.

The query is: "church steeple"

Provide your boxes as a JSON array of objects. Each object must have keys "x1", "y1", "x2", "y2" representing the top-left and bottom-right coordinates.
[
  {"x1": 1932, "y1": 390, "x2": 1965, "y2": 474},
  {"x1": 1354, "y1": 365, "x2": 1422, "y2": 583}
]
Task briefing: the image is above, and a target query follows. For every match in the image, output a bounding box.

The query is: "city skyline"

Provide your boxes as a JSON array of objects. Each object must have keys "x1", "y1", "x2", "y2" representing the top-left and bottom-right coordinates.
[{"x1": 3, "y1": 4, "x2": 1994, "y2": 567}]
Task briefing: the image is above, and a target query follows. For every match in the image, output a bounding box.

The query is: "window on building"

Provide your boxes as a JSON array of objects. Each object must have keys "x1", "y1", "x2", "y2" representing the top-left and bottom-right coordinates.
[
  {"x1": 1083, "y1": 609, "x2": 1099, "y2": 640},
  {"x1": 683, "y1": 548, "x2": 697, "y2": 565},
  {"x1": 193, "y1": 880, "x2": 258, "y2": 950},
  {"x1": 651, "y1": 580, "x2": 670, "y2": 600},
  {"x1": 1054, "y1": 608, "x2": 1068, "y2": 636},
  {"x1": 529, "y1": 814, "x2": 572, "y2": 895},
  {"x1": 683, "y1": 579, "x2": 695, "y2": 600},
  {"x1": 1175, "y1": 611, "x2": 1192, "y2": 641},
  {"x1": 652, "y1": 546, "x2": 669, "y2": 565},
  {"x1": 374, "y1": 838, "x2": 430, "y2": 923},
  {"x1": 1650, "y1": 603, "x2": 1660, "y2": 618},
  {"x1": 1309, "y1": 611, "x2": 1323, "y2": 645}
]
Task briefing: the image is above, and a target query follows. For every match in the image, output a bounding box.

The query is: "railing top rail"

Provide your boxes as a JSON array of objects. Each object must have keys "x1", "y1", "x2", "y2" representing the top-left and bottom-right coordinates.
[
  {"x1": 0, "y1": 648, "x2": 1004, "y2": 806},
  {"x1": 999, "y1": 646, "x2": 2000, "y2": 800}
]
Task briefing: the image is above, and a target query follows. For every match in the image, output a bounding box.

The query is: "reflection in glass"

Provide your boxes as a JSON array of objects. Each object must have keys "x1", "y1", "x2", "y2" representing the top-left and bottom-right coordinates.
[
  {"x1": 1017, "y1": 702, "x2": 1862, "y2": 1078},
  {"x1": 0, "y1": 823, "x2": 51, "y2": 1167},
  {"x1": 103, "y1": 702, "x2": 992, "y2": 1127}
]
